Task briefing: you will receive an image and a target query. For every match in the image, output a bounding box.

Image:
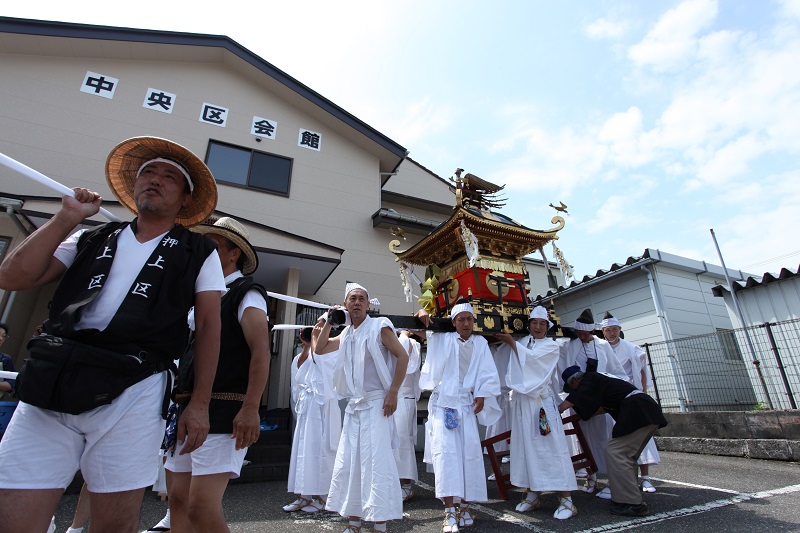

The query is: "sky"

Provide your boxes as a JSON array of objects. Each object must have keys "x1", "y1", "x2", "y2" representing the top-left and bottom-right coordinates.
[{"x1": 5, "y1": 0, "x2": 799, "y2": 281}]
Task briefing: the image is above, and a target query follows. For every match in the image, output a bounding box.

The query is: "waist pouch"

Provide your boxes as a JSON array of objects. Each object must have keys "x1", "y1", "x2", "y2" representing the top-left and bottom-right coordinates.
[{"x1": 16, "y1": 334, "x2": 161, "y2": 415}]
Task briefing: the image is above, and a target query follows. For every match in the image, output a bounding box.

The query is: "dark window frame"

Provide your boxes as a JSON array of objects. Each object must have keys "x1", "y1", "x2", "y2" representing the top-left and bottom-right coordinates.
[{"x1": 205, "y1": 139, "x2": 294, "y2": 197}]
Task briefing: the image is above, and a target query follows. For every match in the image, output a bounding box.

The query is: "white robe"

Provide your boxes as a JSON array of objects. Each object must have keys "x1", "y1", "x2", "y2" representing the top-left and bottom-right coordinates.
[
  {"x1": 610, "y1": 338, "x2": 660, "y2": 466},
  {"x1": 559, "y1": 337, "x2": 627, "y2": 474},
  {"x1": 326, "y1": 316, "x2": 402, "y2": 522},
  {"x1": 287, "y1": 350, "x2": 342, "y2": 496},
  {"x1": 421, "y1": 332, "x2": 501, "y2": 501},
  {"x1": 485, "y1": 344, "x2": 513, "y2": 454},
  {"x1": 503, "y1": 336, "x2": 578, "y2": 492},
  {"x1": 394, "y1": 336, "x2": 421, "y2": 481}
]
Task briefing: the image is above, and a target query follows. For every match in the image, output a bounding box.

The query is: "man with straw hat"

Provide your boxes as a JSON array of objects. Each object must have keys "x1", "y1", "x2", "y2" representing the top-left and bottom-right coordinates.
[
  {"x1": 0, "y1": 136, "x2": 224, "y2": 533},
  {"x1": 557, "y1": 309, "x2": 627, "y2": 498},
  {"x1": 163, "y1": 216, "x2": 270, "y2": 532},
  {"x1": 416, "y1": 302, "x2": 501, "y2": 533},
  {"x1": 314, "y1": 282, "x2": 409, "y2": 533},
  {"x1": 494, "y1": 306, "x2": 578, "y2": 520}
]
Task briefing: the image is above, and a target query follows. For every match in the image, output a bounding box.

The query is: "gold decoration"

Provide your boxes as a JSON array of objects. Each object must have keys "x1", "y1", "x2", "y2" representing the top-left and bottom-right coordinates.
[
  {"x1": 486, "y1": 270, "x2": 511, "y2": 298},
  {"x1": 447, "y1": 278, "x2": 460, "y2": 301},
  {"x1": 513, "y1": 318, "x2": 524, "y2": 331},
  {"x1": 484, "y1": 316, "x2": 495, "y2": 329},
  {"x1": 389, "y1": 240, "x2": 406, "y2": 254}
]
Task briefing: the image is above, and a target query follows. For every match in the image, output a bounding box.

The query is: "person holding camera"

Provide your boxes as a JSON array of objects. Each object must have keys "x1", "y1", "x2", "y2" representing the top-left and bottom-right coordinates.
[
  {"x1": 284, "y1": 315, "x2": 341, "y2": 514},
  {"x1": 314, "y1": 282, "x2": 409, "y2": 533}
]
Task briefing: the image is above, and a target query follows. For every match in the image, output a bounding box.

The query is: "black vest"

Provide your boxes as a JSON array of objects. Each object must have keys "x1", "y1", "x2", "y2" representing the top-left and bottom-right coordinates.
[
  {"x1": 213, "y1": 276, "x2": 268, "y2": 394},
  {"x1": 46, "y1": 221, "x2": 216, "y2": 363}
]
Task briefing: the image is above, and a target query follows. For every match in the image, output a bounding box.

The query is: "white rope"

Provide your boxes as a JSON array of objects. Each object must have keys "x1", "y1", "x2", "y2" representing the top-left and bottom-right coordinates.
[{"x1": 0, "y1": 152, "x2": 121, "y2": 222}]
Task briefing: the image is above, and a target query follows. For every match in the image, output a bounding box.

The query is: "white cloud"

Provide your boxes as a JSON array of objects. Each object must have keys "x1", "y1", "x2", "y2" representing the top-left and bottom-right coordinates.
[
  {"x1": 628, "y1": 0, "x2": 719, "y2": 72},
  {"x1": 585, "y1": 17, "x2": 630, "y2": 40}
]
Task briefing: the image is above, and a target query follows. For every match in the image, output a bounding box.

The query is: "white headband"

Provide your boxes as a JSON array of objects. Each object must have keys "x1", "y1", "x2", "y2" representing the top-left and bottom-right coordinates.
[
  {"x1": 450, "y1": 302, "x2": 475, "y2": 318},
  {"x1": 574, "y1": 320, "x2": 596, "y2": 331},
  {"x1": 137, "y1": 158, "x2": 194, "y2": 193},
  {"x1": 601, "y1": 317, "x2": 621, "y2": 328}
]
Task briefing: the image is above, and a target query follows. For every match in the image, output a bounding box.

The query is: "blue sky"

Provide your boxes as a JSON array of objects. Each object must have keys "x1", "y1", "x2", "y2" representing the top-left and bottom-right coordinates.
[{"x1": 6, "y1": 0, "x2": 799, "y2": 280}]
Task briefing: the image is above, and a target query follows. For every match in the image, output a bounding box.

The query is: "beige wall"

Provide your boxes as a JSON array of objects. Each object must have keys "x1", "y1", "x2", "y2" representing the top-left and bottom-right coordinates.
[{"x1": 0, "y1": 47, "x2": 451, "y2": 408}]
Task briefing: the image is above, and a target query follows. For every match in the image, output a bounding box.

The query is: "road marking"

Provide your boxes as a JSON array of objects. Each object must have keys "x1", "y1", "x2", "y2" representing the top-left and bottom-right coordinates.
[
  {"x1": 649, "y1": 476, "x2": 739, "y2": 493},
  {"x1": 571, "y1": 483, "x2": 800, "y2": 533},
  {"x1": 414, "y1": 480, "x2": 557, "y2": 532}
]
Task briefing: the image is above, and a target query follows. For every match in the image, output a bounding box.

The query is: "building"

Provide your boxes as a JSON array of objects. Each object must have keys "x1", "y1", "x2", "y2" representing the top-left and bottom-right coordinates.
[
  {"x1": 532, "y1": 248, "x2": 756, "y2": 411},
  {"x1": 0, "y1": 17, "x2": 561, "y2": 409}
]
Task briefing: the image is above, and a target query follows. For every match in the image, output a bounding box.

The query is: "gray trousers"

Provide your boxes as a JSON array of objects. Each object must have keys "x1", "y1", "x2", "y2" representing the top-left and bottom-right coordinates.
[{"x1": 605, "y1": 424, "x2": 659, "y2": 505}]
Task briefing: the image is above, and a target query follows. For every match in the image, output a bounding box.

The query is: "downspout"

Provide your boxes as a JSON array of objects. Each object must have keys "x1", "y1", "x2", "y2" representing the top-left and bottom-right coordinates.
[{"x1": 642, "y1": 264, "x2": 688, "y2": 412}]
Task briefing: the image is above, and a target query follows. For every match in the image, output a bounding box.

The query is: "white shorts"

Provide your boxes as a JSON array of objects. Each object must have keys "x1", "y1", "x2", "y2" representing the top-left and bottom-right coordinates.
[
  {"x1": 0, "y1": 372, "x2": 167, "y2": 493},
  {"x1": 164, "y1": 434, "x2": 247, "y2": 478}
]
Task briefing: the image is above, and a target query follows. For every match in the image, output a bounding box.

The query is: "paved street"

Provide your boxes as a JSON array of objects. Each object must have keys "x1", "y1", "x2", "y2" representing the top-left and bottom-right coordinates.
[{"x1": 53, "y1": 451, "x2": 800, "y2": 532}]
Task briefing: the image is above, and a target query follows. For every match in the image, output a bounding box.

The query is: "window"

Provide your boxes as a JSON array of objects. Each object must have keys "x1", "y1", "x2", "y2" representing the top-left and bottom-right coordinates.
[
  {"x1": 717, "y1": 328, "x2": 744, "y2": 362},
  {"x1": 205, "y1": 140, "x2": 293, "y2": 196}
]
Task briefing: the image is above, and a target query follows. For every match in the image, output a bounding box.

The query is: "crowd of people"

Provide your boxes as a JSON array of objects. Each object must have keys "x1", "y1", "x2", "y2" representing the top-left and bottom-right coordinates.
[{"x1": 0, "y1": 136, "x2": 666, "y2": 533}]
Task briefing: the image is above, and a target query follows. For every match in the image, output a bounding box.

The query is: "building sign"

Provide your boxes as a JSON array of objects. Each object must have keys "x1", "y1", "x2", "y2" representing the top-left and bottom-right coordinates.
[
  {"x1": 298, "y1": 129, "x2": 321, "y2": 151},
  {"x1": 143, "y1": 88, "x2": 176, "y2": 114},
  {"x1": 252, "y1": 116, "x2": 277, "y2": 139},
  {"x1": 80, "y1": 71, "x2": 119, "y2": 99},
  {"x1": 200, "y1": 103, "x2": 229, "y2": 127}
]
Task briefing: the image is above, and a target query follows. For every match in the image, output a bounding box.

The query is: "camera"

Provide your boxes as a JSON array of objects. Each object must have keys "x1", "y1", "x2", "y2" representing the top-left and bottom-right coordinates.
[{"x1": 327, "y1": 309, "x2": 350, "y2": 327}]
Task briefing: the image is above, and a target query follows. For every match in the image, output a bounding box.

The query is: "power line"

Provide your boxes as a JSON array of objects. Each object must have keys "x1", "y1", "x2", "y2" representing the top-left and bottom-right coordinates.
[{"x1": 741, "y1": 249, "x2": 800, "y2": 270}]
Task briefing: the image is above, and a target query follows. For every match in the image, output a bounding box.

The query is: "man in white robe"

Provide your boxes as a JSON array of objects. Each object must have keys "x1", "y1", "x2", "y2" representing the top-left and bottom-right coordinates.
[
  {"x1": 284, "y1": 316, "x2": 342, "y2": 513},
  {"x1": 494, "y1": 306, "x2": 578, "y2": 520},
  {"x1": 601, "y1": 312, "x2": 660, "y2": 493},
  {"x1": 558, "y1": 308, "x2": 627, "y2": 498},
  {"x1": 416, "y1": 303, "x2": 501, "y2": 533},
  {"x1": 314, "y1": 283, "x2": 409, "y2": 533},
  {"x1": 395, "y1": 331, "x2": 422, "y2": 501}
]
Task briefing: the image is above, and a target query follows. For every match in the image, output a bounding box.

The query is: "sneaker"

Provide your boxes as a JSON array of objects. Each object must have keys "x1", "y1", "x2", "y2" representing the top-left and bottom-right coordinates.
[
  {"x1": 609, "y1": 502, "x2": 649, "y2": 517},
  {"x1": 596, "y1": 487, "x2": 612, "y2": 500},
  {"x1": 641, "y1": 478, "x2": 656, "y2": 493}
]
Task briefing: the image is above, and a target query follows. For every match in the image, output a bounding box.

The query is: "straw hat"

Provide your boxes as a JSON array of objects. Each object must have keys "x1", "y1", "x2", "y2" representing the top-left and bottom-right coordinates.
[
  {"x1": 193, "y1": 217, "x2": 258, "y2": 275},
  {"x1": 105, "y1": 136, "x2": 217, "y2": 226}
]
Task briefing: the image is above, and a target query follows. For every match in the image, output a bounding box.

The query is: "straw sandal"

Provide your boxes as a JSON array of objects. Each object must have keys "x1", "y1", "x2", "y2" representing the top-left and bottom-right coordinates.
[
  {"x1": 402, "y1": 483, "x2": 414, "y2": 501},
  {"x1": 596, "y1": 487, "x2": 612, "y2": 500},
  {"x1": 641, "y1": 478, "x2": 657, "y2": 493},
  {"x1": 301, "y1": 496, "x2": 325, "y2": 513},
  {"x1": 553, "y1": 497, "x2": 577, "y2": 520},
  {"x1": 581, "y1": 473, "x2": 597, "y2": 493},
  {"x1": 457, "y1": 503, "x2": 474, "y2": 527},
  {"x1": 341, "y1": 526, "x2": 361, "y2": 533},
  {"x1": 515, "y1": 491, "x2": 542, "y2": 512},
  {"x1": 282, "y1": 496, "x2": 312, "y2": 512},
  {"x1": 442, "y1": 509, "x2": 459, "y2": 533}
]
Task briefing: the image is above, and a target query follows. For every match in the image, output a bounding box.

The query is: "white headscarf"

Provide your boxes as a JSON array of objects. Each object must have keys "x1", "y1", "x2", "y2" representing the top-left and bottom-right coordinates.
[{"x1": 529, "y1": 305, "x2": 554, "y2": 330}]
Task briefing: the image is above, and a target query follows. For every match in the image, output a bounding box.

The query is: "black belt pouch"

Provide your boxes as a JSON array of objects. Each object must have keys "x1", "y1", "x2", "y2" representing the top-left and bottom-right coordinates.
[{"x1": 16, "y1": 334, "x2": 153, "y2": 415}]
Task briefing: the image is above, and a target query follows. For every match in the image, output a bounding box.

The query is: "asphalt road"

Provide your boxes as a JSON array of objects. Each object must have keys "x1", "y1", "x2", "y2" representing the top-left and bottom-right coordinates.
[{"x1": 53, "y1": 451, "x2": 800, "y2": 532}]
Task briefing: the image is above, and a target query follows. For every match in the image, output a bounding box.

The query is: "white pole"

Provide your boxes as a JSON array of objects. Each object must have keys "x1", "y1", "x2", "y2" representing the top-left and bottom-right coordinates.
[
  {"x1": 0, "y1": 152, "x2": 121, "y2": 222},
  {"x1": 710, "y1": 228, "x2": 773, "y2": 408}
]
